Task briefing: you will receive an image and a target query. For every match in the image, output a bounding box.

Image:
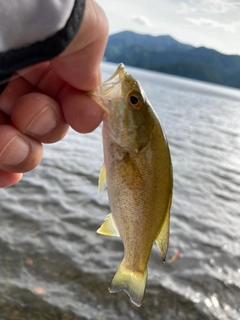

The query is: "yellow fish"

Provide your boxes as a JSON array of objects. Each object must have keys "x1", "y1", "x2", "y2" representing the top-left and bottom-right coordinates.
[{"x1": 90, "y1": 64, "x2": 173, "y2": 307}]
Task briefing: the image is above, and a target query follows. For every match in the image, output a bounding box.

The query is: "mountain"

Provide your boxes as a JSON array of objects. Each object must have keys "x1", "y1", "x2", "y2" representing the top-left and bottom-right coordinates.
[
  {"x1": 106, "y1": 30, "x2": 194, "y2": 52},
  {"x1": 104, "y1": 31, "x2": 240, "y2": 89}
]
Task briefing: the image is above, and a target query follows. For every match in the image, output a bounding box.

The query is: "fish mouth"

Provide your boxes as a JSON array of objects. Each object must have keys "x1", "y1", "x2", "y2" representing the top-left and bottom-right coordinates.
[
  {"x1": 99, "y1": 63, "x2": 127, "y2": 94},
  {"x1": 89, "y1": 64, "x2": 127, "y2": 112}
]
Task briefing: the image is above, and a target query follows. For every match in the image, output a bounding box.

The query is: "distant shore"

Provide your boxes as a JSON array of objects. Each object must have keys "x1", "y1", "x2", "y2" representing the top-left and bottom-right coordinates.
[{"x1": 104, "y1": 31, "x2": 240, "y2": 89}]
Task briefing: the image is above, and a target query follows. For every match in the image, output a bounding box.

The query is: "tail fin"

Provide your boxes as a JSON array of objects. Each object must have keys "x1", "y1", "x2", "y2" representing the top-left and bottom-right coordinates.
[{"x1": 108, "y1": 262, "x2": 148, "y2": 307}]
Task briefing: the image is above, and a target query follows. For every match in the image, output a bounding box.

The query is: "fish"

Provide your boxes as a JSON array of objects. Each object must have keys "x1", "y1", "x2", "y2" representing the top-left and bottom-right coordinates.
[{"x1": 89, "y1": 64, "x2": 173, "y2": 307}]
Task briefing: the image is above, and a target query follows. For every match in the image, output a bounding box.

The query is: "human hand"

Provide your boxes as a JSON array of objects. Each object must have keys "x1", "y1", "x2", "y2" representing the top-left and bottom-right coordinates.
[{"x1": 0, "y1": 0, "x2": 108, "y2": 188}]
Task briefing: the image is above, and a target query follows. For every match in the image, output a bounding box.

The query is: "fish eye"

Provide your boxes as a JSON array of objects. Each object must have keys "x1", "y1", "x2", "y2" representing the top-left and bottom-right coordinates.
[
  {"x1": 130, "y1": 95, "x2": 139, "y2": 104},
  {"x1": 128, "y1": 93, "x2": 142, "y2": 109}
]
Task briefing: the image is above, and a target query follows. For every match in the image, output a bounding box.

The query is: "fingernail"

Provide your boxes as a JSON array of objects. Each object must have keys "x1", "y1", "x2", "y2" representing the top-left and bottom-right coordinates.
[
  {"x1": 26, "y1": 105, "x2": 57, "y2": 136},
  {"x1": 0, "y1": 136, "x2": 29, "y2": 165}
]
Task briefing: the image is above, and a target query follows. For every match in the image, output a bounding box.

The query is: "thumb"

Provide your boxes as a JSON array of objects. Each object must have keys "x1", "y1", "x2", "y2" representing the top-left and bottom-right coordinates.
[{"x1": 50, "y1": 0, "x2": 108, "y2": 91}]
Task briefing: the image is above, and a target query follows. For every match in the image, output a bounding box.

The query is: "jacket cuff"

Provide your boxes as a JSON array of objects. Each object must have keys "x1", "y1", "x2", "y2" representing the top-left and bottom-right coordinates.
[{"x1": 0, "y1": 0, "x2": 85, "y2": 91}]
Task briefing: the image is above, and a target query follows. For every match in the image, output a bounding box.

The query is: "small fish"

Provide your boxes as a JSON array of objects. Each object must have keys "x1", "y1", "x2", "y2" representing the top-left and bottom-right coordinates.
[{"x1": 90, "y1": 64, "x2": 173, "y2": 307}]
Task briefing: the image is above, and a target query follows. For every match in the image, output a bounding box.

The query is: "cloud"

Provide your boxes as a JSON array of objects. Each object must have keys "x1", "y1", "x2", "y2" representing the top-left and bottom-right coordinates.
[
  {"x1": 203, "y1": 0, "x2": 240, "y2": 13},
  {"x1": 178, "y1": 2, "x2": 197, "y2": 13},
  {"x1": 178, "y1": 0, "x2": 240, "y2": 14},
  {"x1": 132, "y1": 15, "x2": 152, "y2": 27},
  {"x1": 186, "y1": 17, "x2": 238, "y2": 33}
]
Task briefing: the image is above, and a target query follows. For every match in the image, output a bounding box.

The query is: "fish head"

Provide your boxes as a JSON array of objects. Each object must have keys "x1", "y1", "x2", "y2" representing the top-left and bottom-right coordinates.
[{"x1": 90, "y1": 64, "x2": 154, "y2": 153}]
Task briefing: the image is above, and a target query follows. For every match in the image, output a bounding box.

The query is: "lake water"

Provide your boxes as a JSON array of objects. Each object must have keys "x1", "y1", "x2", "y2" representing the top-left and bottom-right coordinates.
[{"x1": 1, "y1": 62, "x2": 240, "y2": 319}]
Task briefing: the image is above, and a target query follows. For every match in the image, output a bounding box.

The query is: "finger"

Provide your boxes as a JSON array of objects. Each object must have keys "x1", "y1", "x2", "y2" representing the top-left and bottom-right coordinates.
[
  {"x1": 0, "y1": 75, "x2": 34, "y2": 115},
  {"x1": 16, "y1": 62, "x2": 66, "y2": 98},
  {"x1": 11, "y1": 92, "x2": 69, "y2": 143},
  {"x1": 15, "y1": 66, "x2": 104, "y2": 134},
  {"x1": 0, "y1": 170, "x2": 22, "y2": 188},
  {"x1": 0, "y1": 110, "x2": 10, "y2": 125},
  {"x1": 57, "y1": 85, "x2": 103, "y2": 133},
  {"x1": 0, "y1": 125, "x2": 43, "y2": 173}
]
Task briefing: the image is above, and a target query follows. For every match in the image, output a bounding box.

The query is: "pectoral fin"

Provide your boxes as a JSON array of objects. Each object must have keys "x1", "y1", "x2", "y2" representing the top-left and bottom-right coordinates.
[
  {"x1": 97, "y1": 213, "x2": 120, "y2": 237},
  {"x1": 155, "y1": 192, "x2": 172, "y2": 261},
  {"x1": 98, "y1": 164, "x2": 107, "y2": 195}
]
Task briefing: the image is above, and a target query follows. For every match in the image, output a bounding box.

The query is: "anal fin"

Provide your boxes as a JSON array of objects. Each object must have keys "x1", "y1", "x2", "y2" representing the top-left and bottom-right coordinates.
[{"x1": 97, "y1": 213, "x2": 120, "y2": 237}]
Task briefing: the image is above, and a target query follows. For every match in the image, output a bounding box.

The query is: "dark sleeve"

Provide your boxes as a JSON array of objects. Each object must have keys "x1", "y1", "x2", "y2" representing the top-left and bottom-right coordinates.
[{"x1": 0, "y1": 0, "x2": 85, "y2": 92}]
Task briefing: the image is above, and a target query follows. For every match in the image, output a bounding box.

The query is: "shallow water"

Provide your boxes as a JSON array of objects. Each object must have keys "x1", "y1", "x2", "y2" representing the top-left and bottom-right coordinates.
[{"x1": 1, "y1": 62, "x2": 240, "y2": 319}]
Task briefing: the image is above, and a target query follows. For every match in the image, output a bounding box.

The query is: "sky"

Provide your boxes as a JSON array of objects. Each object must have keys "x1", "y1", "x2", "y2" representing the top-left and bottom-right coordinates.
[{"x1": 96, "y1": 0, "x2": 240, "y2": 55}]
